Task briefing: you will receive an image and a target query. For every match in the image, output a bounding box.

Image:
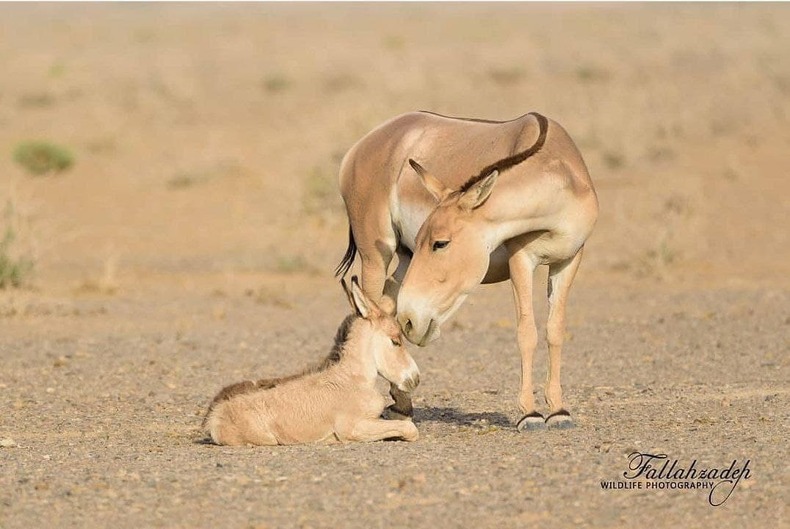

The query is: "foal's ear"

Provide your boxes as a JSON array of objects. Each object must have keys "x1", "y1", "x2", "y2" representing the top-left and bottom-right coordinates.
[
  {"x1": 409, "y1": 159, "x2": 451, "y2": 202},
  {"x1": 344, "y1": 276, "x2": 377, "y2": 319},
  {"x1": 458, "y1": 169, "x2": 498, "y2": 210},
  {"x1": 378, "y1": 294, "x2": 396, "y2": 316},
  {"x1": 340, "y1": 277, "x2": 356, "y2": 312}
]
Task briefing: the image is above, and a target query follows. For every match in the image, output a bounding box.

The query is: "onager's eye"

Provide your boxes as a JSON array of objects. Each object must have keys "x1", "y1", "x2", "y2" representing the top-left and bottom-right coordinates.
[
  {"x1": 391, "y1": 338, "x2": 401, "y2": 347},
  {"x1": 432, "y1": 240, "x2": 450, "y2": 252}
]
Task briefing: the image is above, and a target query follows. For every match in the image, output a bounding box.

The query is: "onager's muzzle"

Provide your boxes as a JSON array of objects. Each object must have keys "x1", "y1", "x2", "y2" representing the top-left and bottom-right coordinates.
[
  {"x1": 398, "y1": 285, "x2": 470, "y2": 346},
  {"x1": 397, "y1": 310, "x2": 440, "y2": 347}
]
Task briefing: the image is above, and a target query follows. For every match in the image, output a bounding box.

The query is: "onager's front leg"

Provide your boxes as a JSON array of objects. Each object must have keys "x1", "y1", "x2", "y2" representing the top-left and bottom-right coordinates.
[
  {"x1": 505, "y1": 240, "x2": 542, "y2": 431},
  {"x1": 361, "y1": 250, "x2": 415, "y2": 419},
  {"x1": 360, "y1": 246, "x2": 393, "y2": 304},
  {"x1": 384, "y1": 249, "x2": 414, "y2": 420},
  {"x1": 383, "y1": 388, "x2": 414, "y2": 420},
  {"x1": 337, "y1": 418, "x2": 419, "y2": 443},
  {"x1": 544, "y1": 248, "x2": 583, "y2": 429}
]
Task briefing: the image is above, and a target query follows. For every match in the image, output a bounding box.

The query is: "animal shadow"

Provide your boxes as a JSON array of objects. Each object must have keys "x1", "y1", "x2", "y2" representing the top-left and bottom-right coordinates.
[{"x1": 415, "y1": 406, "x2": 512, "y2": 428}]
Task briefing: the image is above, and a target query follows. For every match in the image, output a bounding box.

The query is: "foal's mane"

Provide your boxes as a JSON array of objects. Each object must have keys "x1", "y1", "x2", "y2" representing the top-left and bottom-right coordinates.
[
  {"x1": 316, "y1": 313, "x2": 358, "y2": 370},
  {"x1": 204, "y1": 314, "x2": 360, "y2": 419}
]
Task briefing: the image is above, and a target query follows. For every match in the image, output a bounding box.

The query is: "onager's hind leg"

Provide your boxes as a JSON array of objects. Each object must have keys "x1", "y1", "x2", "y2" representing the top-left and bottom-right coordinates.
[
  {"x1": 544, "y1": 248, "x2": 584, "y2": 429},
  {"x1": 337, "y1": 418, "x2": 419, "y2": 443},
  {"x1": 506, "y1": 238, "x2": 542, "y2": 431}
]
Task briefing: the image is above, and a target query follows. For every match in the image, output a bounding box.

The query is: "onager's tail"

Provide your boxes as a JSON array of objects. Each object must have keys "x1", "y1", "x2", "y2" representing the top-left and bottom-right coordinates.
[{"x1": 334, "y1": 225, "x2": 357, "y2": 278}]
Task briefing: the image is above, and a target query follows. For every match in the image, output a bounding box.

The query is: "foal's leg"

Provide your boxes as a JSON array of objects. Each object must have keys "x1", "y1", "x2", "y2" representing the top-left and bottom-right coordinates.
[
  {"x1": 505, "y1": 239, "x2": 542, "y2": 431},
  {"x1": 338, "y1": 418, "x2": 419, "y2": 443},
  {"x1": 544, "y1": 248, "x2": 584, "y2": 429},
  {"x1": 385, "y1": 249, "x2": 414, "y2": 419}
]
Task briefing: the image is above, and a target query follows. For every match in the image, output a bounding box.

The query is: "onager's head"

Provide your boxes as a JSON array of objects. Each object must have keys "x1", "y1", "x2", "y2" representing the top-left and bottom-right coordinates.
[
  {"x1": 397, "y1": 159, "x2": 499, "y2": 346},
  {"x1": 342, "y1": 276, "x2": 420, "y2": 392}
]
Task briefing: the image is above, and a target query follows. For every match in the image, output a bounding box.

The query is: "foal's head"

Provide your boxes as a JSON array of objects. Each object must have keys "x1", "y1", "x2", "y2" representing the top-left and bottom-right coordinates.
[{"x1": 341, "y1": 276, "x2": 420, "y2": 392}]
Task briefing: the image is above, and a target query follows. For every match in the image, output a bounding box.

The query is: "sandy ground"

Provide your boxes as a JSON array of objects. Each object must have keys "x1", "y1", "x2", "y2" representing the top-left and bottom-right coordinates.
[{"x1": 0, "y1": 4, "x2": 788, "y2": 528}]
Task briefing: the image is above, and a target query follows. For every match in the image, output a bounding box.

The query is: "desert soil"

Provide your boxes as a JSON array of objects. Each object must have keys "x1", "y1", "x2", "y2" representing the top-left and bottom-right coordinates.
[{"x1": 0, "y1": 4, "x2": 788, "y2": 529}]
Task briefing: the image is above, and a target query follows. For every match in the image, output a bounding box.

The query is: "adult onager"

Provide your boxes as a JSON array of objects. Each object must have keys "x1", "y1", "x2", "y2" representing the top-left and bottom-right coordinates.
[
  {"x1": 336, "y1": 111, "x2": 598, "y2": 430},
  {"x1": 204, "y1": 277, "x2": 420, "y2": 445}
]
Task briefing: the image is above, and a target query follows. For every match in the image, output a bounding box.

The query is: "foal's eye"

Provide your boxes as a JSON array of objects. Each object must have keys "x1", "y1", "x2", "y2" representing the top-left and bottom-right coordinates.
[
  {"x1": 391, "y1": 338, "x2": 401, "y2": 346},
  {"x1": 432, "y1": 240, "x2": 450, "y2": 251}
]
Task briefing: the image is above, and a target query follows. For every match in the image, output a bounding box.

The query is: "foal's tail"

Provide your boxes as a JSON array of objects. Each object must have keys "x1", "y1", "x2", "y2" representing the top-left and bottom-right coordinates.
[{"x1": 334, "y1": 224, "x2": 357, "y2": 278}]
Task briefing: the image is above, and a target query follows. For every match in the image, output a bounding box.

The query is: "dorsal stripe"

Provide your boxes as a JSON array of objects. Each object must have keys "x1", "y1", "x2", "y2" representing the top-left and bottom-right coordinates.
[
  {"x1": 418, "y1": 110, "x2": 529, "y2": 125},
  {"x1": 459, "y1": 112, "x2": 549, "y2": 193}
]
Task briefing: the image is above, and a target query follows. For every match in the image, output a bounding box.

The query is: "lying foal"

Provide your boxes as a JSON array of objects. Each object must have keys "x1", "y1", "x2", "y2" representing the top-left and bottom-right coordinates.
[{"x1": 204, "y1": 277, "x2": 420, "y2": 445}]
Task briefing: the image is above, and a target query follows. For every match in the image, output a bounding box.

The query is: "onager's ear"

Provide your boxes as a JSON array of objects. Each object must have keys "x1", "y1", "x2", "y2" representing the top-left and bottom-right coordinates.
[
  {"x1": 458, "y1": 170, "x2": 498, "y2": 210},
  {"x1": 409, "y1": 159, "x2": 451, "y2": 202},
  {"x1": 346, "y1": 276, "x2": 378, "y2": 319}
]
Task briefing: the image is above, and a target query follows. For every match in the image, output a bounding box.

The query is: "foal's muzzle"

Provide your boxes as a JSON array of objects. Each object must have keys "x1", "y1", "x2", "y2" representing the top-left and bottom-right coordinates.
[{"x1": 400, "y1": 372, "x2": 420, "y2": 393}]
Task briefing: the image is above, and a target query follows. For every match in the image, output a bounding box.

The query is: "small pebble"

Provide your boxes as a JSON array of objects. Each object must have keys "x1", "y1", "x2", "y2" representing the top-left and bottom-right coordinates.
[
  {"x1": 53, "y1": 356, "x2": 69, "y2": 367},
  {"x1": 0, "y1": 438, "x2": 17, "y2": 448}
]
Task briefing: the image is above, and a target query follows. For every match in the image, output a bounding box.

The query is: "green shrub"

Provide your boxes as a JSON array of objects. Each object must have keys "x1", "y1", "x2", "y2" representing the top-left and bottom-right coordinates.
[
  {"x1": 13, "y1": 141, "x2": 74, "y2": 176},
  {"x1": 262, "y1": 75, "x2": 291, "y2": 93},
  {"x1": 272, "y1": 254, "x2": 317, "y2": 275},
  {"x1": 488, "y1": 67, "x2": 526, "y2": 86}
]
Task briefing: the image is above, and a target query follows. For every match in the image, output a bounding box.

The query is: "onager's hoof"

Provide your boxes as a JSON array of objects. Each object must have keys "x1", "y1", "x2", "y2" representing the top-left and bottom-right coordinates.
[
  {"x1": 546, "y1": 410, "x2": 574, "y2": 429},
  {"x1": 382, "y1": 405, "x2": 413, "y2": 421},
  {"x1": 516, "y1": 412, "x2": 546, "y2": 432}
]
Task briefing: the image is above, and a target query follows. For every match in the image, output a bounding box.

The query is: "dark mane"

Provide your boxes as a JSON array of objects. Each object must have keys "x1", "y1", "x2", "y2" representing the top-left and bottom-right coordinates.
[
  {"x1": 204, "y1": 314, "x2": 360, "y2": 422},
  {"x1": 315, "y1": 313, "x2": 358, "y2": 371},
  {"x1": 458, "y1": 112, "x2": 549, "y2": 193}
]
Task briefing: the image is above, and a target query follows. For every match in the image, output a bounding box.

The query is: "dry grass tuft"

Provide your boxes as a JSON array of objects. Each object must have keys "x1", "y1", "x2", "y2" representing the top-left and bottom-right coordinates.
[{"x1": 0, "y1": 198, "x2": 35, "y2": 289}]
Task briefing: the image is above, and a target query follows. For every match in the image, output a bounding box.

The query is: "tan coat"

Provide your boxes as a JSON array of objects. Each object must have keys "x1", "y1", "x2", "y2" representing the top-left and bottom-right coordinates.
[
  {"x1": 336, "y1": 111, "x2": 598, "y2": 430},
  {"x1": 204, "y1": 278, "x2": 420, "y2": 445}
]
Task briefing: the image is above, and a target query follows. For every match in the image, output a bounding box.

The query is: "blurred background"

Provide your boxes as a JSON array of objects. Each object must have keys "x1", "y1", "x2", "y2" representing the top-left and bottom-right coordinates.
[{"x1": 0, "y1": 3, "x2": 787, "y2": 294}]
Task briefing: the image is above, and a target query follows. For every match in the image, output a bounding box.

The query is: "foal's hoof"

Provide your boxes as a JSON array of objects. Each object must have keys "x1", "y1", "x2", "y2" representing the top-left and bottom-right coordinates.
[
  {"x1": 382, "y1": 405, "x2": 413, "y2": 421},
  {"x1": 546, "y1": 410, "x2": 574, "y2": 429},
  {"x1": 402, "y1": 421, "x2": 419, "y2": 442},
  {"x1": 516, "y1": 412, "x2": 546, "y2": 432}
]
